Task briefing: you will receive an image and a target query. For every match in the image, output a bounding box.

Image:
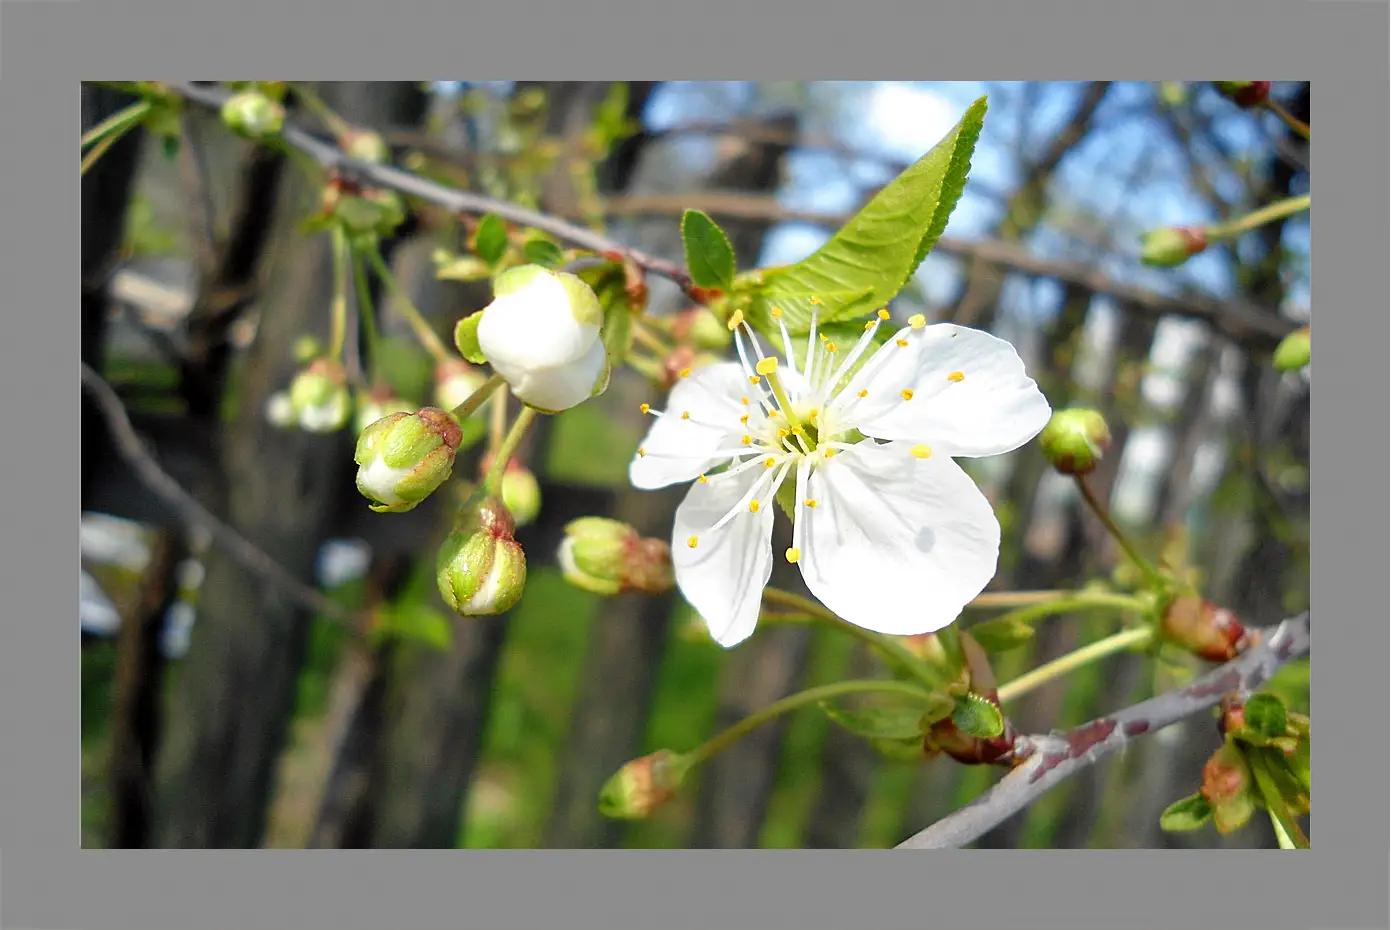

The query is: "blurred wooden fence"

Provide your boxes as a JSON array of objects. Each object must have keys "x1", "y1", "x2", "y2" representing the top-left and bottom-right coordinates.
[{"x1": 80, "y1": 81, "x2": 1309, "y2": 850}]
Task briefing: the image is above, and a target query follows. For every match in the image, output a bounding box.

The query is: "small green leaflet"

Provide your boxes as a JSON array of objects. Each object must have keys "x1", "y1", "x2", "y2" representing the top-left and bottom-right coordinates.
[
  {"x1": 818, "y1": 699, "x2": 926, "y2": 742},
  {"x1": 965, "y1": 614, "x2": 1037, "y2": 654},
  {"x1": 951, "y1": 692, "x2": 1004, "y2": 739},
  {"x1": 473, "y1": 213, "x2": 509, "y2": 267},
  {"x1": 681, "y1": 209, "x2": 737, "y2": 290},
  {"x1": 1159, "y1": 793, "x2": 1213, "y2": 832}
]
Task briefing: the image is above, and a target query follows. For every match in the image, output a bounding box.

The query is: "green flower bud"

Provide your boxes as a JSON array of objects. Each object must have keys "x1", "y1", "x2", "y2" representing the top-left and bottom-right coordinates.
[
  {"x1": 220, "y1": 90, "x2": 285, "y2": 141},
  {"x1": 335, "y1": 189, "x2": 407, "y2": 240},
  {"x1": 1140, "y1": 226, "x2": 1208, "y2": 268},
  {"x1": 436, "y1": 497, "x2": 527, "y2": 616},
  {"x1": 557, "y1": 517, "x2": 674, "y2": 597},
  {"x1": 1160, "y1": 596, "x2": 1247, "y2": 663},
  {"x1": 288, "y1": 360, "x2": 351, "y2": 433},
  {"x1": 500, "y1": 465, "x2": 542, "y2": 528},
  {"x1": 293, "y1": 335, "x2": 324, "y2": 365},
  {"x1": 598, "y1": 750, "x2": 691, "y2": 820},
  {"x1": 1272, "y1": 327, "x2": 1310, "y2": 373},
  {"x1": 354, "y1": 407, "x2": 463, "y2": 513},
  {"x1": 341, "y1": 128, "x2": 391, "y2": 164},
  {"x1": 1039, "y1": 408, "x2": 1111, "y2": 476},
  {"x1": 1214, "y1": 81, "x2": 1271, "y2": 109}
]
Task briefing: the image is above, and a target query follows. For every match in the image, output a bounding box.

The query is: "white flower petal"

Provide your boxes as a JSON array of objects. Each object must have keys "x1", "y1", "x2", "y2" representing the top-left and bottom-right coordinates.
[
  {"x1": 628, "y1": 362, "x2": 750, "y2": 490},
  {"x1": 798, "y1": 440, "x2": 1000, "y2": 635},
  {"x1": 477, "y1": 272, "x2": 600, "y2": 373},
  {"x1": 509, "y1": 337, "x2": 607, "y2": 412},
  {"x1": 841, "y1": 324, "x2": 1051, "y2": 457},
  {"x1": 671, "y1": 464, "x2": 778, "y2": 647}
]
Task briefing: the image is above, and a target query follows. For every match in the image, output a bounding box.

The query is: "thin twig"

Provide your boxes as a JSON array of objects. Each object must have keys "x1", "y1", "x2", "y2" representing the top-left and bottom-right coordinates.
[
  {"x1": 895, "y1": 612, "x2": 1310, "y2": 849},
  {"x1": 81, "y1": 361, "x2": 360, "y2": 629},
  {"x1": 165, "y1": 82, "x2": 695, "y2": 294}
]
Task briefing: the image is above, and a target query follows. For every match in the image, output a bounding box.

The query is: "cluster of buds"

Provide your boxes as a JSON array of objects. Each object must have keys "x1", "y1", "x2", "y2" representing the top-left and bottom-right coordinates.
[
  {"x1": 319, "y1": 174, "x2": 407, "y2": 243},
  {"x1": 220, "y1": 88, "x2": 285, "y2": 140},
  {"x1": 266, "y1": 359, "x2": 352, "y2": 433},
  {"x1": 598, "y1": 750, "x2": 692, "y2": 820},
  {"x1": 1160, "y1": 595, "x2": 1247, "y2": 663},
  {"x1": 1140, "y1": 226, "x2": 1209, "y2": 268},
  {"x1": 900, "y1": 632, "x2": 1017, "y2": 766},
  {"x1": 473, "y1": 265, "x2": 611, "y2": 412},
  {"x1": 480, "y1": 454, "x2": 543, "y2": 528},
  {"x1": 1039, "y1": 408, "x2": 1112, "y2": 476},
  {"x1": 353, "y1": 407, "x2": 464, "y2": 514},
  {"x1": 1214, "y1": 81, "x2": 1272, "y2": 109},
  {"x1": 436, "y1": 496, "x2": 527, "y2": 616},
  {"x1": 557, "y1": 517, "x2": 675, "y2": 597}
]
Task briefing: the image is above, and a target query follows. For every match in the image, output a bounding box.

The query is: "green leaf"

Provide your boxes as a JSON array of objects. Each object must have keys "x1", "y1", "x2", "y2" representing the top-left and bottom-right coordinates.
[
  {"x1": 580, "y1": 264, "x2": 637, "y2": 364},
  {"x1": 371, "y1": 603, "x2": 454, "y2": 652},
  {"x1": 736, "y1": 96, "x2": 988, "y2": 338},
  {"x1": 869, "y1": 736, "x2": 928, "y2": 762},
  {"x1": 1242, "y1": 693, "x2": 1289, "y2": 743},
  {"x1": 523, "y1": 238, "x2": 565, "y2": 269},
  {"x1": 818, "y1": 699, "x2": 927, "y2": 742},
  {"x1": 474, "y1": 213, "x2": 509, "y2": 267},
  {"x1": 453, "y1": 311, "x2": 487, "y2": 364},
  {"x1": 966, "y1": 615, "x2": 1037, "y2": 654},
  {"x1": 681, "y1": 209, "x2": 737, "y2": 290},
  {"x1": 1159, "y1": 793, "x2": 1213, "y2": 832},
  {"x1": 951, "y1": 692, "x2": 1004, "y2": 739}
]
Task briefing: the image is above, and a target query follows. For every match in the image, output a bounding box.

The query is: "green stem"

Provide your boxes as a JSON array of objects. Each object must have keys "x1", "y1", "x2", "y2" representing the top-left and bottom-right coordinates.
[
  {"x1": 365, "y1": 242, "x2": 452, "y2": 364},
  {"x1": 760, "y1": 588, "x2": 940, "y2": 689},
  {"x1": 81, "y1": 100, "x2": 151, "y2": 149},
  {"x1": 1269, "y1": 810, "x2": 1296, "y2": 849},
  {"x1": 81, "y1": 118, "x2": 144, "y2": 176},
  {"x1": 328, "y1": 228, "x2": 350, "y2": 360},
  {"x1": 1208, "y1": 193, "x2": 1310, "y2": 241},
  {"x1": 488, "y1": 387, "x2": 509, "y2": 452},
  {"x1": 451, "y1": 373, "x2": 507, "y2": 421},
  {"x1": 351, "y1": 251, "x2": 383, "y2": 384},
  {"x1": 289, "y1": 82, "x2": 353, "y2": 139},
  {"x1": 631, "y1": 321, "x2": 670, "y2": 356},
  {"x1": 689, "y1": 679, "x2": 930, "y2": 766},
  {"x1": 969, "y1": 591, "x2": 1148, "y2": 634},
  {"x1": 966, "y1": 590, "x2": 1069, "y2": 609},
  {"x1": 485, "y1": 406, "x2": 537, "y2": 494},
  {"x1": 1075, "y1": 475, "x2": 1166, "y2": 588},
  {"x1": 996, "y1": 626, "x2": 1154, "y2": 704},
  {"x1": 1263, "y1": 99, "x2": 1310, "y2": 141}
]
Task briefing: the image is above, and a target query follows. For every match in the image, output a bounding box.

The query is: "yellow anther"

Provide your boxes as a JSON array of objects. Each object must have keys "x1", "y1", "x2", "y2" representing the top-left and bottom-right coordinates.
[
  {"x1": 637, "y1": 447, "x2": 647, "y2": 457},
  {"x1": 865, "y1": 320, "x2": 877, "y2": 330},
  {"x1": 680, "y1": 411, "x2": 691, "y2": 420},
  {"x1": 804, "y1": 498, "x2": 819, "y2": 508},
  {"x1": 948, "y1": 371, "x2": 965, "y2": 383},
  {"x1": 679, "y1": 368, "x2": 692, "y2": 378},
  {"x1": 740, "y1": 396, "x2": 750, "y2": 405},
  {"x1": 779, "y1": 428, "x2": 791, "y2": 438},
  {"x1": 826, "y1": 342, "x2": 838, "y2": 353},
  {"x1": 785, "y1": 547, "x2": 801, "y2": 564},
  {"x1": 748, "y1": 500, "x2": 761, "y2": 513},
  {"x1": 857, "y1": 389, "x2": 868, "y2": 398},
  {"x1": 727, "y1": 309, "x2": 746, "y2": 331},
  {"x1": 640, "y1": 403, "x2": 651, "y2": 414},
  {"x1": 901, "y1": 389, "x2": 915, "y2": 401},
  {"x1": 741, "y1": 435, "x2": 752, "y2": 445},
  {"x1": 749, "y1": 375, "x2": 761, "y2": 385},
  {"x1": 764, "y1": 456, "x2": 776, "y2": 468},
  {"x1": 808, "y1": 408, "x2": 819, "y2": 420},
  {"x1": 911, "y1": 444, "x2": 933, "y2": 459},
  {"x1": 824, "y1": 448, "x2": 838, "y2": 459},
  {"x1": 687, "y1": 536, "x2": 700, "y2": 548},
  {"x1": 810, "y1": 296, "x2": 823, "y2": 305},
  {"x1": 908, "y1": 313, "x2": 927, "y2": 329},
  {"x1": 770, "y1": 306, "x2": 783, "y2": 318},
  {"x1": 896, "y1": 339, "x2": 909, "y2": 347},
  {"x1": 877, "y1": 308, "x2": 891, "y2": 320},
  {"x1": 740, "y1": 414, "x2": 750, "y2": 424},
  {"x1": 697, "y1": 474, "x2": 708, "y2": 483},
  {"x1": 819, "y1": 333, "x2": 829, "y2": 342},
  {"x1": 755, "y1": 357, "x2": 779, "y2": 376}
]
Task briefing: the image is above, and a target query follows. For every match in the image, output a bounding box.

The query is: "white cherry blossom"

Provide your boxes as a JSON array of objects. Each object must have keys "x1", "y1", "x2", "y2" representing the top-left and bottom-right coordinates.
[{"x1": 629, "y1": 307, "x2": 1051, "y2": 647}]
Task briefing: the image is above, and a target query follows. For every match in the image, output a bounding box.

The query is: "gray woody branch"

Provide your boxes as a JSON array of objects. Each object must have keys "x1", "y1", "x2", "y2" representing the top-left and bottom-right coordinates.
[{"x1": 896, "y1": 612, "x2": 1310, "y2": 849}]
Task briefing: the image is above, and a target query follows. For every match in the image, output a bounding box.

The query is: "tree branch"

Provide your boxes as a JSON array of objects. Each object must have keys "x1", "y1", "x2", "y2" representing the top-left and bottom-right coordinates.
[
  {"x1": 164, "y1": 81, "x2": 695, "y2": 294},
  {"x1": 80, "y1": 361, "x2": 360, "y2": 629},
  {"x1": 895, "y1": 612, "x2": 1310, "y2": 849}
]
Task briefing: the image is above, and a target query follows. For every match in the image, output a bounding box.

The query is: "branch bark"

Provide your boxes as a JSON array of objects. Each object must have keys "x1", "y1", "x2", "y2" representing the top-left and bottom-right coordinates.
[{"x1": 895, "y1": 612, "x2": 1309, "y2": 849}]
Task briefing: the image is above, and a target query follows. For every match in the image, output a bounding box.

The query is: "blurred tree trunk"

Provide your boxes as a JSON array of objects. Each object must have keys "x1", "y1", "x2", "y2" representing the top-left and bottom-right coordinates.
[
  {"x1": 544, "y1": 109, "x2": 801, "y2": 850},
  {"x1": 153, "y1": 83, "x2": 429, "y2": 848},
  {"x1": 81, "y1": 86, "x2": 146, "y2": 509},
  {"x1": 323, "y1": 82, "x2": 659, "y2": 849}
]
